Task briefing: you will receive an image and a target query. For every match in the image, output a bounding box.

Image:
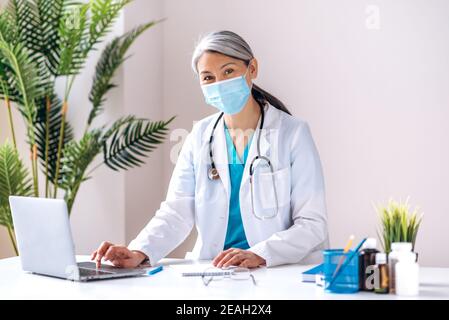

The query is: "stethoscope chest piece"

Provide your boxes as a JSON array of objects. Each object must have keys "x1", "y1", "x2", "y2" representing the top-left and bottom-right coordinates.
[{"x1": 208, "y1": 167, "x2": 220, "y2": 180}]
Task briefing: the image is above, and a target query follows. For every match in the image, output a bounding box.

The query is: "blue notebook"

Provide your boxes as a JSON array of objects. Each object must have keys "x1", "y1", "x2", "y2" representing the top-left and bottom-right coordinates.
[{"x1": 301, "y1": 264, "x2": 323, "y2": 283}]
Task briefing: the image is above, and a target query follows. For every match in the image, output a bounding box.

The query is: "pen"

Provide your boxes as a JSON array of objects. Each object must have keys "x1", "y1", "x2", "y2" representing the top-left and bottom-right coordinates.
[
  {"x1": 327, "y1": 238, "x2": 367, "y2": 289},
  {"x1": 332, "y1": 235, "x2": 355, "y2": 278},
  {"x1": 147, "y1": 265, "x2": 163, "y2": 276}
]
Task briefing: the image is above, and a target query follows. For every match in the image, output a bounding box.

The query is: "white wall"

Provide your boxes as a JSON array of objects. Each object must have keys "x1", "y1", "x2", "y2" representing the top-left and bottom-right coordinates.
[
  {"x1": 122, "y1": 0, "x2": 167, "y2": 247},
  {"x1": 160, "y1": 0, "x2": 449, "y2": 267},
  {"x1": 66, "y1": 17, "x2": 127, "y2": 255},
  {"x1": 1, "y1": 0, "x2": 448, "y2": 267}
]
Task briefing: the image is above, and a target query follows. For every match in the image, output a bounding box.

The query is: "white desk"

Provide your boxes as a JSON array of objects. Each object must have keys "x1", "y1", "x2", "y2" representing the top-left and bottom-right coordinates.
[{"x1": 0, "y1": 256, "x2": 448, "y2": 300}]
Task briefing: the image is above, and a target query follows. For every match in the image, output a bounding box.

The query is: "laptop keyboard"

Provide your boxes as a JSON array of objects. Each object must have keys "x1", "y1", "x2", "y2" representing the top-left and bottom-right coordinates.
[{"x1": 79, "y1": 268, "x2": 113, "y2": 277}]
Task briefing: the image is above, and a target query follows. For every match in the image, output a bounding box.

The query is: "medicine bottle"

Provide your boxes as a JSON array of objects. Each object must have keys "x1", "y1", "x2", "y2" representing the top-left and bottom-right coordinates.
[
  {"x1": 388, "y1": 242, "x2": 412, "y2": 294},
  {"x1": 395, "y1": 251, "x2": 419, "y2": 296},
  {"x1": 374, "y1": 253, "x2": 389, "y2": 294},
  {"x1": 359, "y1": 238, "x2": 379, "y2": 291}
]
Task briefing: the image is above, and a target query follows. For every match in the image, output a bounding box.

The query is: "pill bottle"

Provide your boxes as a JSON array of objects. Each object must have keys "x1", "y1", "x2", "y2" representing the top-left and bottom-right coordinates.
[
  {"x1": 388, "y1": 242, "x2": 412, "y2": 294},
  {"x1": 374, "y1": 253, "x2": 389, "y2": 294},
  {"x1": 359, "y1": 238, "x2": 379, "y2": 291},
  {"x1": 395, "y1": 251, "x2": 419, "y2": 296}
]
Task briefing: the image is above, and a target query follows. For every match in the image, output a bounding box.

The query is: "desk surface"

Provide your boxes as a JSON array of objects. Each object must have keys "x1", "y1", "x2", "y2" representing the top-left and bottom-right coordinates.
[{"x1": 1, "y1": 256, "x2": 448, "y2": 300}]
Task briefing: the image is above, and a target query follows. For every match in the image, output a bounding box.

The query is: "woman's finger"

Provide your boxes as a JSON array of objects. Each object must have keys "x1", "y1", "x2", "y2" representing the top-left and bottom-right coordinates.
[
  {"x1": 222, "y1": 254, "x2": 245, "y2": 268},
  {"x1": 212, "y1": 248, "x2": 234, "y2": 266},
  {"x1": 240, "y1": 257, "x2": 259, "y2": 269},
  {"x1": 239, "y1": 259, "x2": 250, "y2": 268},
  {"x1": 110, "y1": 257, "x2": 136, "y2": 269},
  {"x1": 95, "y1": 241, "x2": 112, "y2": 268},
  {"x1": 96, "y1": 241, "x2": 112, "y2": 258},
  {"x1": 115, "y1": 247, "x2": 131, "y2": 259},
  {"x1": 241, "y1": 253, "x2": 265, "y2": 269},
  {"x1": 216, "y1": 250, "x2": 240, "y2": 268},
  {"x1": 103, "y1": 246, "x2": 117, "y2": 262},
  {"x1": 110, "y1": 259, "x2": 123, "y2": 268},
  {"x1": 90, "y1": 250, "x2": 97, "y2": 261},
  {"x1": 213, "y1": 248, "x2": 233, "y2": 264}
]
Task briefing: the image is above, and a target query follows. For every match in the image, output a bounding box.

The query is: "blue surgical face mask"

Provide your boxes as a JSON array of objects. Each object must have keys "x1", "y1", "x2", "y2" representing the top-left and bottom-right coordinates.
[{"x1": 201, "y1": 66, "x2": 251, "y2": 115}]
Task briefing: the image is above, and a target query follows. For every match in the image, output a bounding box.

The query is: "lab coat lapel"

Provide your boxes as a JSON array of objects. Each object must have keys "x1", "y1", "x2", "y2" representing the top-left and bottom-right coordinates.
[
  {"x1": 203, "y1": 104, "x2": 276, "y2": 200},
  {"x1": 212, "y1": 115, "x2": 231, "y2": 200},
  {"x1": 241, "y1": 104, "x2": 273, "y2": 186}
]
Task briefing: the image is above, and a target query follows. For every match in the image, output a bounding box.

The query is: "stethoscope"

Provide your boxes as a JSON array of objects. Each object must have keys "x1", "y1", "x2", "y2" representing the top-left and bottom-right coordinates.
[{"x1": 207, "y1": 102, "x2": 279, "y2": 220}]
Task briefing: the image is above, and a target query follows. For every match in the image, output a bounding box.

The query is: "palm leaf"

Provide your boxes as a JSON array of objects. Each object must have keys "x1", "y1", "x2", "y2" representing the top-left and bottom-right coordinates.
[
  {"x1": 3, "y1": 1, "x2": 54, "y2": 92},
  {"x1": 57, "y1": 2, "x2": 90, "y2": 76},
  {"x1": 0, "y1": 12, "x2": 18, "y2": 100},
  {"x1": 102, "y1": 116, "x2": 175, "y2": 171},
  {"x1": 57, "y1": 0, "x2": 133, "y2": 76},
  {"x1": 0, "y1": 206, "x2": 12, "y2": 228},
  {"x1": 0, "y1": 59, "x2": 20, "y2": 102},
  {"x1": 34, "y1": 93, "x2": 74, "y2": 184},
  {"x1": 35, "y1": 0, "x2": 79, "y2": 75},
  {"x1": 3, "y1": 1, "x2": 81, "y2": 77},
  {"x1": 0, "y1": 39, "x2": 43, "y2": 126},
  {"x1": 88, "y1": 21, "x2": 157, "y2": 126},
  {"x1": 60, "y1": 131, "x2": 102, "y2": 212},
  {"x1": 101, "y1": 114, "x2": 138, "y2": 139},
  {"x1": 87, "y1": 0, "x2": 132, "y2": 52},
  {"x1": 4, "y1": 0, "x2": 41, "y2": 56},
  {"x1": 0, "y1": 143, "x2": 33, "y2": 227},
  {"x1": 0, "y1": 11, "x2": 17, "y2": 44}
]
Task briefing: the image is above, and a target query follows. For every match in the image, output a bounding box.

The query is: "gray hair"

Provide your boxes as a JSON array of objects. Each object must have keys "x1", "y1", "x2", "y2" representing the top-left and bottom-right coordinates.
[
  {"x1": 191, "y1": 30, "x2": 253, "y2": 74},
  {"x1": 191, "y1": 30, "x2": 291, "y2": 115}
]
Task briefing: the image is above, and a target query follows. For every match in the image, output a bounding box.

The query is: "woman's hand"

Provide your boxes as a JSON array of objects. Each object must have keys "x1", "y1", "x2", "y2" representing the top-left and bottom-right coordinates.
[
  {"x1": 212, "y1": 248, "x2": 266, "y2": 269},
  {"x1": 91, "y1": 241, "x2": 147, "y2": 268}
]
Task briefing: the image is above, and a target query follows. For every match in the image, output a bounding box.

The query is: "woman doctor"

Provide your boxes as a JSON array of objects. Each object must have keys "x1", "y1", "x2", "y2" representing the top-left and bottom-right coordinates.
[{"x1": 91, "y1": 31, "x2": 329, "y2": 269}]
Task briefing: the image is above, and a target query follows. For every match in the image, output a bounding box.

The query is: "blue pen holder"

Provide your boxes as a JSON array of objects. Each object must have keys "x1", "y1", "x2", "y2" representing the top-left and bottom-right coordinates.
[{"x1": 323, "y1": 249, "x2": 359, "y2": 294}]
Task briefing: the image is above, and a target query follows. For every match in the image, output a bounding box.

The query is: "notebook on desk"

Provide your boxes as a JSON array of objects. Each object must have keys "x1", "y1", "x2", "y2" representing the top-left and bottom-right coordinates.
[{"x1": 301, "y1": 264, "x2": 323, "y2": 283}]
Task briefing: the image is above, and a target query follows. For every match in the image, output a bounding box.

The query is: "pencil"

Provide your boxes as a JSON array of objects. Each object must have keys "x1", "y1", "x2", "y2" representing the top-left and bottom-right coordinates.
[{"x1": 332, "y1": 235, "x2": 355, "y2": 278}]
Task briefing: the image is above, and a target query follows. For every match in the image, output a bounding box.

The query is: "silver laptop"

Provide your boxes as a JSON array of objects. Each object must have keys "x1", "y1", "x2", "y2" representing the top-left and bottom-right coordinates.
[{"x1": 9, "y1": 196, "x2": 146, "y2": 281}]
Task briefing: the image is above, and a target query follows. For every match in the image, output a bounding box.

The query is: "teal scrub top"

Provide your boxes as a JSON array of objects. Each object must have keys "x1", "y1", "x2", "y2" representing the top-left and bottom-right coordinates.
[{"x1": 223, "y1": 123, "x2": 253, "y2": 250}]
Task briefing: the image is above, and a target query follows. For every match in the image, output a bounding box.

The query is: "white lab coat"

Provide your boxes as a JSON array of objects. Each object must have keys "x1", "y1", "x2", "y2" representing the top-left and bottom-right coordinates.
[{"x1": 128, "y1": 103, "x2": 329, "y2": 267}]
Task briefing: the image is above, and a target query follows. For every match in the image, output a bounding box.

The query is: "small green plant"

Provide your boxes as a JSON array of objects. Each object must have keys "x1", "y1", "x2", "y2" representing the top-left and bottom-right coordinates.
[
  {"x1": 374, "y1": 197, "x2": 423, "y2": 253},
  {"x1": 0, "y1": 142, "x2": 33, "y2": 254}
]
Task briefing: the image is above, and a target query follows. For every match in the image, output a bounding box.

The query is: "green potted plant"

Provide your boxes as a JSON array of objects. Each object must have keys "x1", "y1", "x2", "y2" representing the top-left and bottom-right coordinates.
[
  {"x1": 374, "y1": 197, "x2": 423, "y2": 254},
  {"x1": 0, "y1": 0, "x2": 174, "y2": 255}
]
